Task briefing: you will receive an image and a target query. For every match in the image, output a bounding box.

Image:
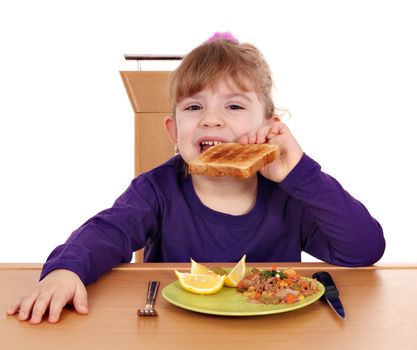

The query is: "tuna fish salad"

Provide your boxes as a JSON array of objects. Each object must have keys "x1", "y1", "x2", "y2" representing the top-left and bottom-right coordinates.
[{"x1": 237, "y1": 267, "x2": 320, "y2": 304}]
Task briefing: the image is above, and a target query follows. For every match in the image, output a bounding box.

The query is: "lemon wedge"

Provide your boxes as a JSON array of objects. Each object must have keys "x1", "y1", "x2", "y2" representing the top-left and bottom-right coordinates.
[
  {"x1": 175, "y1": 270, "x2": 225, "y2": 295},
  {"x1": 190, "y1": 258, "x2": 216, "y2": 275},
  {"x1": 224, "y1": 254, "x2": 246, "y2": 287}
]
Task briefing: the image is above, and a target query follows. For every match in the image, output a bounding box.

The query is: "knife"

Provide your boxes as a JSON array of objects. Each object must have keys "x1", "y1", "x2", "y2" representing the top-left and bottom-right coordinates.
[{"x1": 312, "y1": 271, "x2": 346, "y2": 320}]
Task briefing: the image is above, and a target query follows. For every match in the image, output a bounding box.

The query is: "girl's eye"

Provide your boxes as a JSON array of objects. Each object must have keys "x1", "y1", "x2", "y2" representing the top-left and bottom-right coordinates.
[
  {"x1": 185, "y1": 105, "x2": 201, "y2": 111},
  {"x1": 228, "y1": 104, "x2": 244, "y2": 110}
]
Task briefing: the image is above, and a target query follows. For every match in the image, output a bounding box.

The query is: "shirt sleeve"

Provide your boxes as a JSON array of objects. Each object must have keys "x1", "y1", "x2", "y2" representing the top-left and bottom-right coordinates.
[
  {"x1": 40, "y1": 177, "x2": 160, "y2": 284},
  {"x1": 278, "y1": 153, "x2": 385, "y2": 266}
]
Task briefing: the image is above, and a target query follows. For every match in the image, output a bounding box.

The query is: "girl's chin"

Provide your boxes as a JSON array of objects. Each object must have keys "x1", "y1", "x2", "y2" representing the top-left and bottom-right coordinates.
[{"x1": 180, "y1": 152, "x2": 200, "y2": 163}]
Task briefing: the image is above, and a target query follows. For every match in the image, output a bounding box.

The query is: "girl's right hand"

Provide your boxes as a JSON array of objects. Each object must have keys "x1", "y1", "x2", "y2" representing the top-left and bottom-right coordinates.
[
  {"x1": 6, "y1": 269, "x2": 88, "y2": 324},
  {"x1": 239, "y1": 119, "x2": 303, "y2": 183}
]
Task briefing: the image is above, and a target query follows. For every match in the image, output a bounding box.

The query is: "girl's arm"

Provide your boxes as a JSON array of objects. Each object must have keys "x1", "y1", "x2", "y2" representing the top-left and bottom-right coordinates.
[
  {"x1": 8, "y1": 176, "x2": 160, "y2": 324},
  {"x1": 279, "y1": 153, "x2": 385, "y2": 266},
  {"x1": 40, "y1": 177, "x2": 160, "y2": 285},
  {"x1": 241, "y1": 119, "x2": 385, "y2": 265}
]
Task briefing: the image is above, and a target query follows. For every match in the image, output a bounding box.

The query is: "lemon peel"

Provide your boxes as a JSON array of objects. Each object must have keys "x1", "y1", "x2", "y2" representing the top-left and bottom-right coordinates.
[
  {"x1": 190, "y1": 258, "x2": 216, "y2": 275},
  {"x1": 175, "y1": 270, "x2": 225, "y2": 295},
  {"x1": 224, "y1": 255, "x2": 246, "y2": 287}
]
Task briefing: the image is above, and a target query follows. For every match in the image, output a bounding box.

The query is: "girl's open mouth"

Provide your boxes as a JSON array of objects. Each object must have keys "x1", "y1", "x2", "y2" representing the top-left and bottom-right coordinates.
[{"x1": 200, "y1": 140, "x2": 225, "y2": 153}]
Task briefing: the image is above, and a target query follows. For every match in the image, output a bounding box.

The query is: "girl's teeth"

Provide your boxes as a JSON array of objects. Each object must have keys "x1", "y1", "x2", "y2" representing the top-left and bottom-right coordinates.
[
  {"x1": 199, "y1": 141, "x2": 224, "y2": 153},
  {"x1": 200, "y1": 141, "x2": 223, "y2": 146}
]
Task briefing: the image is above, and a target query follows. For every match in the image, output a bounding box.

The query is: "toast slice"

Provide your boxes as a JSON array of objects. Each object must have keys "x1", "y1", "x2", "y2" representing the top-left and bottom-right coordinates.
[{"x1": 188, "y1": 143, "x2": 279, "y2": 178}]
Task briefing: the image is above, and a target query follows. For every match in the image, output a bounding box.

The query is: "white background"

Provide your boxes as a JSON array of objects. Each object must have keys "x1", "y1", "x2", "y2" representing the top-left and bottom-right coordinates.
[{"x1": 0, "y1": 0, "x2": 416, "y2": 263}]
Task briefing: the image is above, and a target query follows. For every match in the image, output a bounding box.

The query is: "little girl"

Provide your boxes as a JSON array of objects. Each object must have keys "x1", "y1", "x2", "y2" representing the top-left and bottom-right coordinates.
[{"x1": 7, "y1": 32, "x2": 385, "y2": 324}]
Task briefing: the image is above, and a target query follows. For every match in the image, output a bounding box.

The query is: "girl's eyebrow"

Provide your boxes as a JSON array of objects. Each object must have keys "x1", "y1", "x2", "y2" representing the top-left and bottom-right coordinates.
[
  {"x1": 224, "y1": 93, "x2": 252, "y2": 101},
  {"x1": 180, "y1": 92, "x2": 253, "y2": 103},
  {"x1": 182, "y1": 94, "x2": 203, "y2": 102}
]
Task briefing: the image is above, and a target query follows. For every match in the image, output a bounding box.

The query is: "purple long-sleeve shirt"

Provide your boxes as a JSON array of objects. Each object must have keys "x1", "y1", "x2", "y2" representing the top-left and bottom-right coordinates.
[{"x1": 40, "y1": 154, "x2": 385, "y2": 284}]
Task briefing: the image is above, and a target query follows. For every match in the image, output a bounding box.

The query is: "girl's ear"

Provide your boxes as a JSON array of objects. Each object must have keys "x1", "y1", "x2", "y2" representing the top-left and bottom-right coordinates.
[
  {"x1": 267, "y1": 115, "x2": 281, "y2": 125},
  {"x1": 164, "y1": 115, "x2": 178, "y2": 144}
]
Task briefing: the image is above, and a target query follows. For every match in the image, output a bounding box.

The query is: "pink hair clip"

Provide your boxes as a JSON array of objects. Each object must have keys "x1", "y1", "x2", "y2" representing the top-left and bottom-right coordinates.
[{"x1": 206, "y1": 31, "x2": 239, "y2": 44}]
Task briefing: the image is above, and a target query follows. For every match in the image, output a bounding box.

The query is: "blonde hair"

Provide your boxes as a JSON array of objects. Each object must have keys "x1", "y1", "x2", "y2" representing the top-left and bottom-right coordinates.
[{"x1": 169, "y1": 39, "x2": 276, "y2": 118}]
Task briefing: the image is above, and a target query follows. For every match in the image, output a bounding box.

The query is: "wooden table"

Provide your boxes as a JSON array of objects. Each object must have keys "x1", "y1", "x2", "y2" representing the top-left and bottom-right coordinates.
[{"x1": 1, "y1": 263, "x2": 417, "y2": 349}]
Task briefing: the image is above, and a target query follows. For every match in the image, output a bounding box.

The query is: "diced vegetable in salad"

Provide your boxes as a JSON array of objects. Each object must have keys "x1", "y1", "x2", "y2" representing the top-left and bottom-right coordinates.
[{"x1": 237, "y1": 267, "x2": 319, "y2": 304}]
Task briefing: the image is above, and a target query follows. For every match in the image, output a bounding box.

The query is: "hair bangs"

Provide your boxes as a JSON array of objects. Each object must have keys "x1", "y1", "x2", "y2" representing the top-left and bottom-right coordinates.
[
  {"x1": 169, "y1": 39, "x2": 275, "y2": 117},
  {"x1": 170, "y1": 41, "x2": 257, "y2": 103}
]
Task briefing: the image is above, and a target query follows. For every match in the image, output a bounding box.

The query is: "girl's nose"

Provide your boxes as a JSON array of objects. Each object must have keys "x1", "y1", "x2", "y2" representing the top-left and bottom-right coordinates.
[{"x1": 200, "y1": 111, "x2": 225, "y2": 128}]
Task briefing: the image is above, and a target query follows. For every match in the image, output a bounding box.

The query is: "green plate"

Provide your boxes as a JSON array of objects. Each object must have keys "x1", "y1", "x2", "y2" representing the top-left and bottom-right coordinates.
[{"x1": 162, "y1": 276, "x2": 324, "y2": 316}]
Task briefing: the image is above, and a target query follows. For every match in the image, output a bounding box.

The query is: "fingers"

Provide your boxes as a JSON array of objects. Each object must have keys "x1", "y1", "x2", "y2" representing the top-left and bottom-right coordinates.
[
  {"x1": 266, "y1": 122, "x2": 287, "y2": 140},
  {"x1": 7, "y1": 270, "x2": 89, "y2": 324},
  {"x1": 16, "y1": 290, "x2": 40, "y2": 321},
  {"x1": 48, "y1": 291, "x2": 71, "y2": 323},
  {"x1": 7, "y1": 298, "x2": 23, "y2": 316},
  {"x1": 7, "y1": 291, "x2": 51, "y2": 323},
  {"x1": 239, "y1": 125, "x2": 273, "y2": 145},
  {"x1": 30, "y1": 290, "x2": 54, "y2": 324},
  {"x1": 33, "y1": 282, "x2": 88, "y2": 324},
  {"x1": 72, "y1": 284, "x2": 89, "y2": 315}
]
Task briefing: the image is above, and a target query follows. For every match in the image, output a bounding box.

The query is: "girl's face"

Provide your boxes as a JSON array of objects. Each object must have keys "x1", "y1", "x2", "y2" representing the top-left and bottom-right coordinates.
[{"x1": 165, "y1": 77, "x2": 266, "y2": 164}]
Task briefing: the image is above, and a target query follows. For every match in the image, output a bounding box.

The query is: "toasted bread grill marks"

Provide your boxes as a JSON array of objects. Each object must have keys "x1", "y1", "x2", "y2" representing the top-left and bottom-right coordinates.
[
  {"x1": 203, "y1": 146, "x2": 234, "y2": 162},
  {"x1": 204, "y1": 144, "x2": 254, "y2": 163},
  {"x1": 188, "y1": 143, "x2": 279, "y2": 178}
]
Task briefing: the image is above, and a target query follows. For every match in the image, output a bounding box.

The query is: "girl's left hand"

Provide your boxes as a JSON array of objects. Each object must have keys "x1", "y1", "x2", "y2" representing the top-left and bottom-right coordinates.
[{"x1": 238, "y1": 119, "x2": 303, "y2": 183}]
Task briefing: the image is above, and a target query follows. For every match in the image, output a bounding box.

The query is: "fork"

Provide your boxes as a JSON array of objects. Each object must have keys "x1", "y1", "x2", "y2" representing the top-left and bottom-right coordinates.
[{"x1": 137, "y1": 280, "x2": 160, "y2": 316}]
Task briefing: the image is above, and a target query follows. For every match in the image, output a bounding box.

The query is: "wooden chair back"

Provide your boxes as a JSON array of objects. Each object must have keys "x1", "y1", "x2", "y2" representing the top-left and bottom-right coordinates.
[{"x1": 120, "y1": 71, "x2": 176, "y2": 262}]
